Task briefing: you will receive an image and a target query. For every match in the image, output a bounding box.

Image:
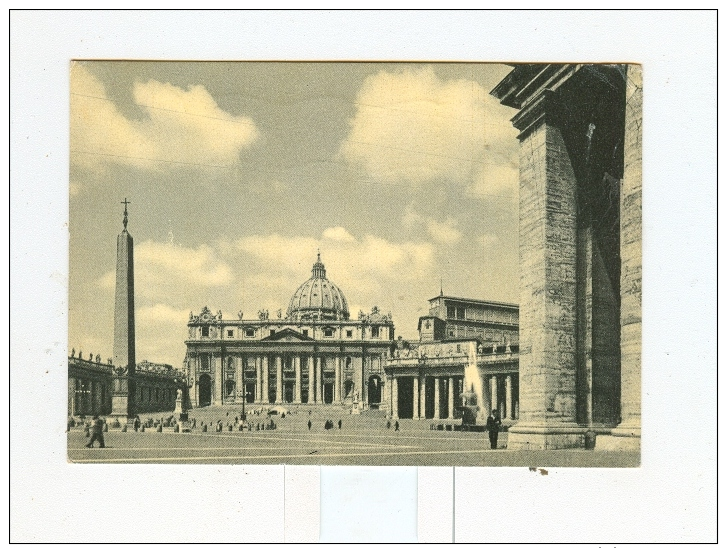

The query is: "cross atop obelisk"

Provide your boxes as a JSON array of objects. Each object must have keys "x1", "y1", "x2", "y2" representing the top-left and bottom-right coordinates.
[
  {"x1": 121, "y1": 198, "x2": 130, "y2": 230},
  {"x1": 111, "y1": 198, "x2": 136, "y2": 420}
]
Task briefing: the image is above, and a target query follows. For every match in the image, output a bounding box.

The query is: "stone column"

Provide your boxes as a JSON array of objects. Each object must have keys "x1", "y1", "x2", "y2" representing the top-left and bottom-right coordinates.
[
  {"x1": 294, "y1": 356, "x2": 302, "y2": 403},
  {"x1": 419, "y1": 376, "x2": 426, "y2": 420},
  {"x1": 255, "y1": 356, "x2": 262, "y2": 403},
  {"x1": 275, "y1": 356, "x2": 283, "y2": 404},
  {"x1": 214, "y1": 354, "x2": 223, "y2": 405},
  {"x1": 261, "y1": 356, "x2": 269, "y2": 404},
  {"x1": 490, "y1": 376, "x2": 498, "y2": 416},
  {"x1": 447, "y1": 377, "x2": 454, "y2": 419},
  {"x1": 433, "y1": 377, "x2": 440, "y2": 419},
  {"x1": 334, "y1": 356, "x2": 341, "y2": 403},
  {"x1": 68, "y1": 377, "x2": 75, "y2": 417},
  {"x1": 506, "y1": 94, "x2": 583, "y2": 449},
  {"x1": 391, "y1": 377, "x2": 398, "y2": 419},
  {"x1": 505, "y1": 375, "x2": 513, "y2": 420},
  {"x1": 316, "y1": 356, "x2": 323, "y2": 403},
  {"x1": 601, "y1": 64, "x2": 642, "y2": 451},
  {"x1": 308, "y1": 355, "x2": 315, "y2": 403},
  {"x1": 412, "y1": 377, "x2": 419, "y2": 419},
  {"x1": 236, "y1": 355, "x2": 244, "y2": 403}
]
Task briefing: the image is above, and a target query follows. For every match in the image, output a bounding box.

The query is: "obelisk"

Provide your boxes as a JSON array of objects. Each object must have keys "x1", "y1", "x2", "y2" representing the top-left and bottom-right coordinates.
[{"x1": 111, "y1": 198, "x2": 136, "y2": 421}]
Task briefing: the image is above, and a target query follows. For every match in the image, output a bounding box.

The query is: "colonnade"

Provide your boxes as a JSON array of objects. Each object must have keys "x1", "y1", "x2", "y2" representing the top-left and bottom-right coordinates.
[
  {"x1": 68, "y1": 376, "x2": 109, "y2": 416},
  {"x1": 389, "y1": 373, "x2": 518, "y2": 420},
  {"x1": 202, "y1": 353, "x2": 350, "y2": 406}
]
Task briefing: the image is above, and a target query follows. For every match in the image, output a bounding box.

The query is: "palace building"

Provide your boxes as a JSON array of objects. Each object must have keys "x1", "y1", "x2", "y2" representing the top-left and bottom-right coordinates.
[
  {"x1": 184, "y1": 253, "x2": 395, "y2": 409},
  {"x1": 418, "y1": 294, "x2": 519, "y2": 345},
  {"x1": 385, "y1": 296, "x2": 520, "y2": 422}
]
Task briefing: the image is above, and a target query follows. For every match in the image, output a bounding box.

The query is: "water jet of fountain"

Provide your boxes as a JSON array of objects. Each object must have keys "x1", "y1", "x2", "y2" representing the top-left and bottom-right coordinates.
[{"x1": 461, "y1": 342, "x2": 487, "y2": 424}]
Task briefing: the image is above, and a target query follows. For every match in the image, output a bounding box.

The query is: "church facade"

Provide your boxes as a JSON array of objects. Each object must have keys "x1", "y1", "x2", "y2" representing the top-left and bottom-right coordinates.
[{"x1": 184, "y1": 254, "x2": 395, "y2": 409}]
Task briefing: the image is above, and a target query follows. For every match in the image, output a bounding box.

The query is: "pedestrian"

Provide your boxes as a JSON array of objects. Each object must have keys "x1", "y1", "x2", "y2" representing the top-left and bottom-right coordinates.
[
  {"x1": 338, "y1": 419, "x2": 342, "y2": 430},
  {"x1": 308, "y1": 420, "x2": 312, "y2": 431},
  {"x1": 394, "y1": 420, "x2": 399, "y2": 431},
  {"x1": 486, "y1": 409, "x2": 502, "y2": 449},
  {"x1": 386, "y1": 420, "x2": 391, "y2": 429},
  {"x1": 133, "y1": 415, "x2": 140, "y2": 432},
  {"x1": 85, "y1": 415, "x2": 105, "y2": 448}
]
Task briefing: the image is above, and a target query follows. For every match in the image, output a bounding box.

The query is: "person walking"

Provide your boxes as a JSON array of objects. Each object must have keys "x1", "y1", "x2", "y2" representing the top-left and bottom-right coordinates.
[
  {"x1": 486, "y1": 409, "x2": 502, "y2": 449},
  {"x1": 307, "y1": 420, "x2": 312, "y2": 431},
  {"x1": 394, "y1": 420, "x2": 399, "y2": 431},
  {"x1": 133, "y1": 415, "x2": 141, "y2": 432},
  {"x1": 338, "y1": 419, "x2": 342, "y2": 430},
  {"x1": 85, "y1": 415, "x2": 105, "y2": 448}
]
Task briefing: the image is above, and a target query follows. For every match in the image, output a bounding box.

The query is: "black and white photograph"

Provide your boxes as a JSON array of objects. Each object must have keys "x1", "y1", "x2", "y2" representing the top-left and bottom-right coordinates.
[{"x1": 66, "y1": 61, "x2": 641, "y2": 466}]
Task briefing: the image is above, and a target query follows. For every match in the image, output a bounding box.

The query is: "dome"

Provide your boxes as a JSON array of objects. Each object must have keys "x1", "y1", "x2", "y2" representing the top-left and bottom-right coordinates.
[{"x1": 287, "y1": 253, "x2": 350, "y2": 321}]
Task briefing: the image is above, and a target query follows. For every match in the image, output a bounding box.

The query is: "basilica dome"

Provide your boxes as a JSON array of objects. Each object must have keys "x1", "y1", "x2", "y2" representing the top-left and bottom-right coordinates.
[{"x1": 287, "y1": 253, "x2": 350, "y2": 321}]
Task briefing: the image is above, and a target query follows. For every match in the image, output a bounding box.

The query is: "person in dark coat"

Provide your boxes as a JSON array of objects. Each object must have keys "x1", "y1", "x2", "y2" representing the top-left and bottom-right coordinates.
[
  {"x1": 486, "y1": 409, "x2": 502, "y2": 449},
  {"x1": 85, "y1": 416, "x2": 105, "y2": 448},
  {"x1": 307, "y1": 420, "x2": 312, "y2": 431},
  {"x1": 338, "y1": 419, "x2": 342, "y2": 430},
  {"x1": 394, "y1": 421, "x2": 399, "y2": 431}
]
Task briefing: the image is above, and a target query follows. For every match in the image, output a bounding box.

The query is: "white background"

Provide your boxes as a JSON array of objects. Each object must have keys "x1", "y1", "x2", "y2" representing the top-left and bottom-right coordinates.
[{"x1": 10, "y1": 10, "x2": 716, "y2": 543}]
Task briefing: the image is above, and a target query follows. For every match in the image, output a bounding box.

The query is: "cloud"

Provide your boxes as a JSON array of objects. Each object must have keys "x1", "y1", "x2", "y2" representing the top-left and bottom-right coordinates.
[
  {"x1": 70, "y1": 63, "x2": 259, "y2": 173},
  {"x1": 322, "y1": 226, "x2": 356, "y2": 242},
  {"x1": 98, "y1": 240, "x2": 233, "y2": 299},
  {"x1": 340, "y1": 66, "x2": 517, "y2": 187},
  {"x1": 401, "y1": 204, "x2": 462, "y2": 245},
  {"x1": 478, "y1": 234, "x2": 500, "y2": 249},
  {"x1": 467, "y1": 160, "x2": 519, "y2": 200},
  {"x1": 90, "y1": 229, "x2": 440, "y2": 365},
  {"x1": 137, "y1": 303, "x2": 189, "y2": 325},
  {"x1": 232, "y1": 228, "x2": 435, "y2": 312}
]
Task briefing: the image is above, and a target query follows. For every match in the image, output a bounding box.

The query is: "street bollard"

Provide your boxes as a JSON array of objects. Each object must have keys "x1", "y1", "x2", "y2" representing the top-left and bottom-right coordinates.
[{"x1": 584, "y1": 430, "x2": 596, "y2": 450}]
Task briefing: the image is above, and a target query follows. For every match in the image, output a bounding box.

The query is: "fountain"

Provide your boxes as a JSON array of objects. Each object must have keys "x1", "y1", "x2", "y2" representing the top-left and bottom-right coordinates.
[{"x1": 460, "y1": 342, "x2": 487, "y2": 430}]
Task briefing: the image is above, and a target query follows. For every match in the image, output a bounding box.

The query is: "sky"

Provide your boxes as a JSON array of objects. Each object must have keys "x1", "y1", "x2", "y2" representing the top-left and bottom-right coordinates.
[{"x1": 69, "y1": 61, "x2": 520, "y2": 368}]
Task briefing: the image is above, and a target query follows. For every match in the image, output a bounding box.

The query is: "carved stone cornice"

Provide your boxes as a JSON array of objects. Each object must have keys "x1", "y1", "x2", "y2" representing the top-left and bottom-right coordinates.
[{"x1": 493, "y1": 63, "x2": 625, "y2": 141}]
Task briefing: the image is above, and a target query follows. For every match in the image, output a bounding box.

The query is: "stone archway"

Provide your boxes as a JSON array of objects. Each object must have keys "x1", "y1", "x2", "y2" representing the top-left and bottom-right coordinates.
[{"x1": 198, "y1": 374, "x2": 212, "y2": 407}]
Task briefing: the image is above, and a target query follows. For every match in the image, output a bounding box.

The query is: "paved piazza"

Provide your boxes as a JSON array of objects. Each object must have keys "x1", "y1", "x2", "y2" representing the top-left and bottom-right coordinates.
[{"x1": 68, "y1": 407, "x2": 638, "y2": 467}]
